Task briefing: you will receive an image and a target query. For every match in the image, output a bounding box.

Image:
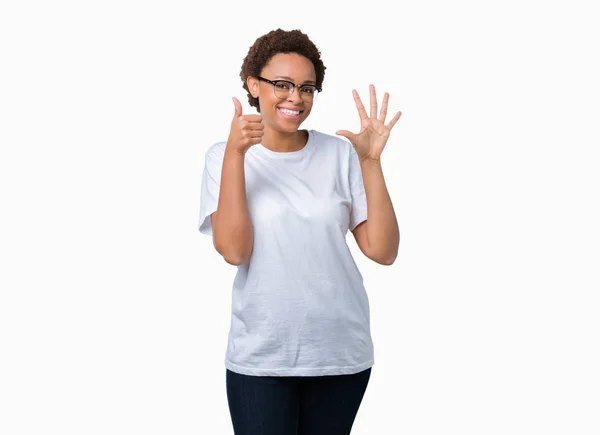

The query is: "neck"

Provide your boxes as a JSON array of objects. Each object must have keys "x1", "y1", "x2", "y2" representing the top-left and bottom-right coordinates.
[{"x1": 261, "y1": 128, "x2": 308, "y2": 152}]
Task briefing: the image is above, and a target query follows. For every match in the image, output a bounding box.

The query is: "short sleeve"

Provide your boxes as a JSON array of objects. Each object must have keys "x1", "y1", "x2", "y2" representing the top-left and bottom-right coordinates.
[
  {"x1": 198, "y1": 146, "x2": 224, "y2": 236},
  {"x1": 348, "y1": 145, "x2": 368, "y2": 231}
]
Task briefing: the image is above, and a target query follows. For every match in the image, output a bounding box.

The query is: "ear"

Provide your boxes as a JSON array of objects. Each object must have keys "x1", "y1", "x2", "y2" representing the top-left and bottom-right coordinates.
[{"x1": 247, "y1": 77, "x2": 259, "y2": 98}]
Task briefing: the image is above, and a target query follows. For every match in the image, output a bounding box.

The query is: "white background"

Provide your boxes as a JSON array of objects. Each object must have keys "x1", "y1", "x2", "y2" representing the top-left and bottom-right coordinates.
[{"x1": 1, "y1": 0, "x2": 599, "y2": 434}]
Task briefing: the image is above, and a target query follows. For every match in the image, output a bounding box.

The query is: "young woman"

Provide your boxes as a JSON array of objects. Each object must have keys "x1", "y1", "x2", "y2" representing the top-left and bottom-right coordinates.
[{"x1": 198, "y1": 28, "x2": 401, "y2": 435}]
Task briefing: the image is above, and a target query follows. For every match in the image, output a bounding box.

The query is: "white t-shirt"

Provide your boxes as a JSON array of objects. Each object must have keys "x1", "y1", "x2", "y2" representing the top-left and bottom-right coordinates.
[{"x1": 198, "y1": 129, "x2": 373, "y2": 376}]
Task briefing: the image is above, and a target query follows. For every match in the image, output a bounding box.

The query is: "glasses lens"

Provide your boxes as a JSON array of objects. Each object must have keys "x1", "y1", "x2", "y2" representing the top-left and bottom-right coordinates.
[
  {"x1": 273, "y1": 81, "x2": 293, "y2": 99},
  {"x1": 271, "y1": 81, "x2": 319, "y2": 102},
  {"x1": 301, "y1": 86, "x2": 318, "y2": 102}
]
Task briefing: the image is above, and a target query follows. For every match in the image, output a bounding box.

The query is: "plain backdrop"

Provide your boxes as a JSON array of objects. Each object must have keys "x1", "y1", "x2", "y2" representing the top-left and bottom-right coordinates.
[{"x1": 1, "y1": 0, "x2": 599, "y2": 434}]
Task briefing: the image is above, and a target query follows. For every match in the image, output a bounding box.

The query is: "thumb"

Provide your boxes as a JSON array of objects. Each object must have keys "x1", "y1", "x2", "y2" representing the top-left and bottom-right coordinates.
[
  {"x1": 232, "y1": 97, "x2": 243, "y2": 118},
  {"x1": 336, "y1": 130, "x2": 355, "y2": 141}
]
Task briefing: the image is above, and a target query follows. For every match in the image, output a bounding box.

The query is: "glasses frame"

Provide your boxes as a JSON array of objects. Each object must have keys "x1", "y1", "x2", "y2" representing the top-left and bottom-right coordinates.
[{"x1": 257, "y1": 76, "x2": 322, "y2": 101}]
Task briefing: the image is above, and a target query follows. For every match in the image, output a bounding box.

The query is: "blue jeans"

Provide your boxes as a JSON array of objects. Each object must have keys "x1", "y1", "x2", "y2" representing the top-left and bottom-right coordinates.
[{"x1": 226, "y1": 367, "x2": 372, "y2": 435}]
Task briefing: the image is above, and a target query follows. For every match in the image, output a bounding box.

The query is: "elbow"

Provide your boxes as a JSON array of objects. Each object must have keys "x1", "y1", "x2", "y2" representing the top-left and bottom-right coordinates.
[
  {"x1": 371, "y1": 247, "x2": 398, "y2": 266},
  {"x1": 213, "y1": 227, "x2": 254, "y2": 266},
  {"x1": 380, "y1": 237, "x2": 400, "y2": 266},
  {"x1": 368, "y1": 252, "x2": 396, "y2": 266},
  {"x1": 223, "y1": 256, "x2": 243, "y2": 266},
  {"x1": 217, "y1": 243, "x2": 253, "y2": 266},
  {"x1": 368, "y1": 233, "x2": 399, "y2": 266},
  {"x1": 223, "y1": 252, "x2": 250, "y2": 266},
  {"x1": 378, "y1": 254, "x2": 397, "y2": 266}
]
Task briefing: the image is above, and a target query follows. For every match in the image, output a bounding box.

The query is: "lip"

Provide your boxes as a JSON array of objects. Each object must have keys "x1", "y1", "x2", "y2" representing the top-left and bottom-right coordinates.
[{"x1": 277, "y1": 106, "x2": 303, "y2": 120}]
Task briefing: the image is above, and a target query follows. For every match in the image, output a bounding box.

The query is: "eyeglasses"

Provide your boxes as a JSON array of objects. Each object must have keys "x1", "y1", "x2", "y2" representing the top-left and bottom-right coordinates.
[{"x1": 257, "y1": 76, "x2": 321, "y2": 102}]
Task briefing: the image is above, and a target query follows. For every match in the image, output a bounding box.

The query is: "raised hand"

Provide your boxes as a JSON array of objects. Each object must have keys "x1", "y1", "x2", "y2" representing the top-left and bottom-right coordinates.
[
  {"x1": 227, "y1": 97, "x2": 264, "y2": 155},
  {"x1": 336, "y1": 85, "x2": 402, "y2": 162}
]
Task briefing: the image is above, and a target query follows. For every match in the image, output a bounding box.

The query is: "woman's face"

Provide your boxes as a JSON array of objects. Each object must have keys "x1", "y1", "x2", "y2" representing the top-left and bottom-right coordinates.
[{"x1": 249, "y1": 53, "x2": 317, "y2": 134}]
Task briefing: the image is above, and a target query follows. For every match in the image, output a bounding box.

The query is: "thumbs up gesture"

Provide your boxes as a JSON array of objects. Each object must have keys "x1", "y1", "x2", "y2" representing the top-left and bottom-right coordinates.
[{"x1": 226, "y1": 97, "x2": 264, "y2": 155}]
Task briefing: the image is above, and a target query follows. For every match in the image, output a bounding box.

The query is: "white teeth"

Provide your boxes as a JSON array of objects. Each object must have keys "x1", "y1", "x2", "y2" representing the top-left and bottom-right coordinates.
[{"x1": 279, "y1": 107, "x2": 300, "y2": 116}]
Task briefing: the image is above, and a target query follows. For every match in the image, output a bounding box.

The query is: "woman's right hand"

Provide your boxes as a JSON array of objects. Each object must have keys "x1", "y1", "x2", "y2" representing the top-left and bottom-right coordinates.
[{"x1": 226, "y1": 97, "x2": 264, "y2": 155}]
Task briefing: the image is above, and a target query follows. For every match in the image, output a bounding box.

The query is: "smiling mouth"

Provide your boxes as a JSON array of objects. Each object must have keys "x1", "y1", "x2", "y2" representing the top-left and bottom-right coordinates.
[{"x1": 277, "y1": 106, "x2": 303, "y2": 118}]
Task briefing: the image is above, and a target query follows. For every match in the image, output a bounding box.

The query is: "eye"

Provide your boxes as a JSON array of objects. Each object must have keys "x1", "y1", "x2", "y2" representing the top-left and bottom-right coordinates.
[
  {"x1": 274, "y1": 82, "x2": 291, "y2": 90},
  {"x1": 301, "y1": 86, "x2": 316, "y2": 95}
]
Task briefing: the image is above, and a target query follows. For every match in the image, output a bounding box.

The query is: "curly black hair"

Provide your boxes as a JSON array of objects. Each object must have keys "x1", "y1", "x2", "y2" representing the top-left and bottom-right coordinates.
[{"x1": 240, "y1": 29, "x2": 326, "y2": 112}]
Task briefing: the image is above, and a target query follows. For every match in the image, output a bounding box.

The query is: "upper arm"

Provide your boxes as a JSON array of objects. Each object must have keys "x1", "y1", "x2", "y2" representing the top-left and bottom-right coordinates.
[
  {"x1": 351, "y1": 220, "x2": 372, "y2": 258},
  {"x1": 210, "y1": 211, "x2": 219, "y2": 251},
  {"x1": 210, "y1": 210, "x2": 250, "y2": 265},
  {"x1": 352, "y1": 220, "x2": 395, "y2": 265}
]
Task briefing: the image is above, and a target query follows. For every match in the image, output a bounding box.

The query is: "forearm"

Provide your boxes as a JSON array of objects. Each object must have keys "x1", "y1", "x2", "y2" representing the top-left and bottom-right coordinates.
[
  {"x1": 360, "y1": 159, "x2": 400, "y2": 263},
  {"x1": 213, "y1": 148, "x2": 254, "y2": 265}
]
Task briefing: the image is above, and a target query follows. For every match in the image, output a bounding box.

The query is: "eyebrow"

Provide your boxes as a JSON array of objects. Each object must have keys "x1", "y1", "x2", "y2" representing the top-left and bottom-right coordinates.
[{"x1": 274, "y1": 75, "x2": 316, "y2": 85}]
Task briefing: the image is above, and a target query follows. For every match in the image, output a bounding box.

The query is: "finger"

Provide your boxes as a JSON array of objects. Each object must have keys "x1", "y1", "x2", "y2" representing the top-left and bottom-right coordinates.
[
  {"x1": 247, "y1": 130, "x2": 264, "y2": 138},
  {"x1": 241, "y1": 114, "x2": 262, "y2": 122},
  {"x1": 246, "y1": 122, "x2": 264, "y2": 131},
  {"x1": 232, "y1": 97, "x2": 243, "y2": 118},
  {"x1": 378, "y1": 92, "x2": 389, "y2": 123},
  {"x1": 369, "y1": 84, "x2": 377, "y2": 119},
  {"x1": 335, "y1": 130, "x2": 356, "y2": 141},
  {"x1": 352, "y1": 90, "x2": 369, "y2": 121},
  {"x1": 386, "y1": 111, "x2": 402, "y2": 130}
]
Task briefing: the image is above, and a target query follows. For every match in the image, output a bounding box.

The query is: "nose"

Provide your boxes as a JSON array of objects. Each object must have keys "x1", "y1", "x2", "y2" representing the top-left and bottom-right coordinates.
[{"x1": 287, "y1": 86, "x2": 303, "y2": 104}]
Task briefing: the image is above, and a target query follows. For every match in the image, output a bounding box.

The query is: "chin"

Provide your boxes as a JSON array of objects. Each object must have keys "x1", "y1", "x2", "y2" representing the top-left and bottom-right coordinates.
[
  {"x1": 277, "y1": 123, "x2": 303, "y2": 133},
  {"x1": 270, "y1": 115, "x2": 304, "y2": 133}
]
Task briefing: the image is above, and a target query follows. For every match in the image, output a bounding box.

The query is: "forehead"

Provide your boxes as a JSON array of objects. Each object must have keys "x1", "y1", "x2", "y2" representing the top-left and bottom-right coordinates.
[{"x1": 261, "y1": 53, "x2": 316, "y2": 81}]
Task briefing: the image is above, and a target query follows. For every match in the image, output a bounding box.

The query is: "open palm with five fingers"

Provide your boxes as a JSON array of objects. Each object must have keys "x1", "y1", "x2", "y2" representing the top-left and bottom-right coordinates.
[{"x1": 336, "y1": 84, "x2": 402, "y2": 162}]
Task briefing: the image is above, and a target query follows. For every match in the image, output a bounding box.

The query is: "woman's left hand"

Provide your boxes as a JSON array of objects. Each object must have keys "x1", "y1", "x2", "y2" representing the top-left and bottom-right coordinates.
[{"x1": 336, "y1": 84, "x2": 402, "y2": 162}]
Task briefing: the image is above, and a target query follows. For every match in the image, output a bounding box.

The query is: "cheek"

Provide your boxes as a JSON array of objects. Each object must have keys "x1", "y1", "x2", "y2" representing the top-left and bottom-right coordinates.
[
  {"x1": 258, "y1": 96, "x2": 280, "y2": 113},
  {"x1": 262, "y1": 103, "x2": 279, "y2": 119}
]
